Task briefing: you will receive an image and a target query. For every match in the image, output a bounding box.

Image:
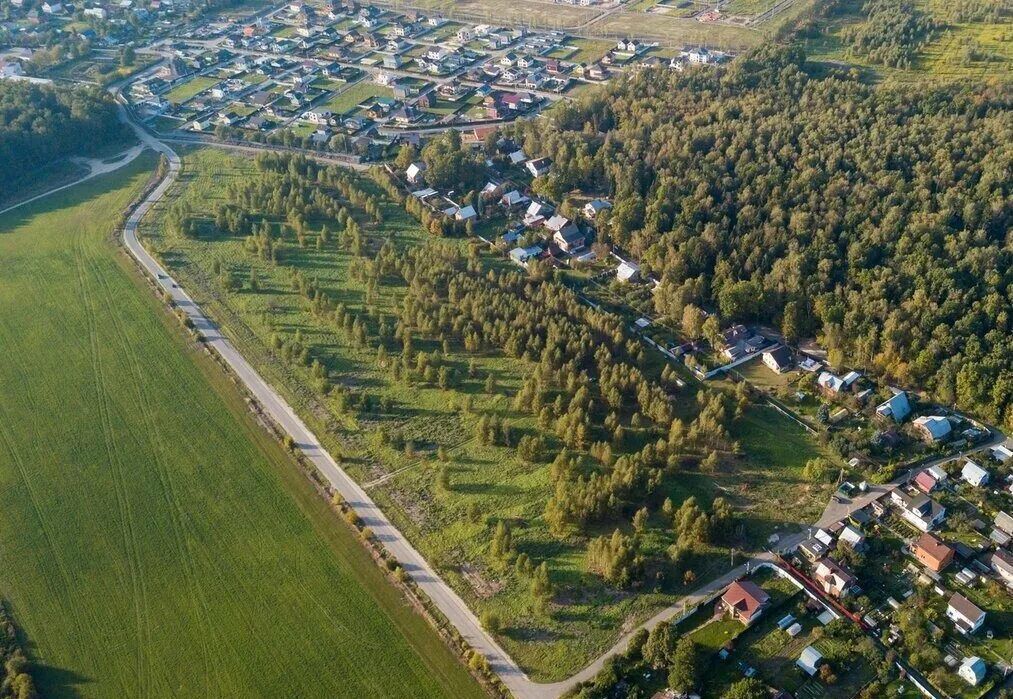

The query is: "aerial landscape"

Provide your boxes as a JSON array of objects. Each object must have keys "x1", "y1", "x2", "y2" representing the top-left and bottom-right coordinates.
[{"x1": 0, "y1": 0, "x2": 1010, "y2": 696}]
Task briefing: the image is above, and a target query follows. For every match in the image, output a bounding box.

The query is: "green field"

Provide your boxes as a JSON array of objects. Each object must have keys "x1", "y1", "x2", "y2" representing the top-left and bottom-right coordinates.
[
  {"x1": 165, "y1": 76, "x2": 219, "y2": 105},
  {"x1": 324, "y1": 81, "x2": 394, "y2": 114},
  {"x1": 0, "y1": 155, "x2": 483, "y2": 699}
]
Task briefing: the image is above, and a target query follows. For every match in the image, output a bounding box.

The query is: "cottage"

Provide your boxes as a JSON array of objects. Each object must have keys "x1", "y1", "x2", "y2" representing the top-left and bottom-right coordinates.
[
  {"x1": 946, "y1": 593, "x2": 985, "y2": 634},
  {"x1": 927, "y1": 464, "x2": 948, "y2": 482},
  {"x1": 876, "y1": 391, "x2": 911, "y2": 423},
  {"x1": 583, "y1": 199, "x2": 612, "y2": 219},
  {"x1": 961, "y1": 460, "x2": 989, "y2": 487},
  {"x1": 718, "y1": 580, "x2": 770, "y2": 625},
  {"x1": 990, "y1": 444, "x2": 1013, "y2": 463},
  {"x1": 986, "y1": 549, "x2": 1013, "y2": 589},
  {"x1": 838, "y1": 525, "x2": 865, "y2": 549},
  {"x1": 509, "y1": 245, "x2": 541, "y2": 266},
  {"x1": 958, "y1": 657, "x2": 987, "y2": 687},
  {"x1": 913, "y1": 470, "x2": 937, "y2": 493},
  {"x1": 813, "y1": 558, "x2": 856, "y2": 598},
  {"x1": 500, "y1": 190, "x2": 528, "y2": 208},
  {"x1": 914, "y1": 415, "x2": 952, "y2": 442},
  {"x1": 526, "y1": 157, "x2": 551, "y2": 178},
  {"x1": 454, "y1": 205, "x2": 477, "y2": 222},
  {"x1": 891, "y1": 490, "x2": 946, "y2": 532},
  {"x1": 913, "y1": 533, "x2": 953, "y2": 572},
  {"x1": 508, "y1": 148, "x2": 527, "y2": 165},
  {"x1": 405, "y1": 162, "x2": 427, "y2": 184},
  {"x1": 616, "y1": 260, "x2": 641, "y2": 283},
  {"x1": 817, "y1": 370, "x2": 861, "y2": 396},
  {"x1": 762, "y1": 346, "x2": 792, "y2": 374},
  {"x1": 995, "y1": 511, "x2": 1013, "y2": 536},
  {"x1": 799, "y1": 538, "x2": 829, "y2": 562},
  {"x1": 524, "y1": 201, "x2": 552, "y2": 227},
  {"x1": 796, "y1": 646, "x2": 824, "y2": 676}
]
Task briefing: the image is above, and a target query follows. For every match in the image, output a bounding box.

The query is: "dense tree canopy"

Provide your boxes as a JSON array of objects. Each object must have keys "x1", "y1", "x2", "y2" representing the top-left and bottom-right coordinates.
[
  {"x1": 505, "y1": 46, "x2": 1012, "y2": 429},
  {"x1": 0, "y1": 82, "x2": 126, "y2": 196}
]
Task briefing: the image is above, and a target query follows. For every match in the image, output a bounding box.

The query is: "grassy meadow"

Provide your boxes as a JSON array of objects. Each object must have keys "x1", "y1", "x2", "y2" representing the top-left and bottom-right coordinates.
[
  {"x1": 0, "y1": 154, "x2": 483, "y2": 699},
  {"x1": 139, "y1": 147, "x2": 836, "y2": 679}
]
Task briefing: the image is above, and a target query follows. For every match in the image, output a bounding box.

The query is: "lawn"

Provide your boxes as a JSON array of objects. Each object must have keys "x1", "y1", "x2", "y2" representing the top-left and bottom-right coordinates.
[
  {"x1": 140, "y1": 147, "x2": 847, "y2": 681},
  {"x1": 0, "y1": 155, "x2": 483, "y2": 699},
  {"x1": 165, "y1": 76, "x2": 219, "y2": 105},
  {"x1": 324, "y1": 81, "x2": 394, "y2": 114}
]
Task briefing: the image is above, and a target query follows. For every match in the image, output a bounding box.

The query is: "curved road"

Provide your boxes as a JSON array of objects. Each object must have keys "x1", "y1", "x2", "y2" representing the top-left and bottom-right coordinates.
[{"x1": 34, "y1": 97, "x2": 1001, "y2": 699}]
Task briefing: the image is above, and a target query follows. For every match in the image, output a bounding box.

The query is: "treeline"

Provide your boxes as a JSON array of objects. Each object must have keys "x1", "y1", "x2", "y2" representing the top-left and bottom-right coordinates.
[
  {"x1": 503, "y1": 45, "x2": 1013, "y2": 430},
  {"x1": 0, "y1": 601, "x2": 38, "y2": 699},
  {"x1": 839, "y1": 0, "x2": 941, "y2": 68},
  {"x1": 0, "y1": 81, "x2": 127, "y2": 197}
]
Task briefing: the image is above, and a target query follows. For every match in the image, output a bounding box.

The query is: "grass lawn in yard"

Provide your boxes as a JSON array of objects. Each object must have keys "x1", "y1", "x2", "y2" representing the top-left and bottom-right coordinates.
[
  {"x1": 0, "y1": 153, "x2": 483, "y2": 699},
  {"x1": 324, "y1": 81, "x2": 394, "y2": 114},
  {"x1": 165, "y1": 75, "x2": 219, "y2": 105}
]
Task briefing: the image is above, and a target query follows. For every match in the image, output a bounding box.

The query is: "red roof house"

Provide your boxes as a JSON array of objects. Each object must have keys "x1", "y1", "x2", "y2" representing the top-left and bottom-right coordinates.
[
  {"x1": 914, "y1": 470, "x2": 937, "y2": 493},
  {"x1": 718, "y1": 580, "x2": 770, "y2": 626}
]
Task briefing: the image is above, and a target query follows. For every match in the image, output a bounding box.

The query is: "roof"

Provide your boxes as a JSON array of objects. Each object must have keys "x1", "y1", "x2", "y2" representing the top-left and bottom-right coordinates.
[
  {"x1": 962, "y1": 460, "x2": 989, "y2": 484},
  {"x1": 797, "y1": 645, "x2": 823, "y2": 675},
  {"x1": 544, "y1": 214, "x2": 571, "y2": 232},
  {"x1": 914, "y1": 532, "x2": 952, "y2": 562},
  {"x1": 988, "y1": 549, "x2": 1013, "y2": 575},
  {"x1": 959, "y1": 656, "x2": 986, "y2": 685},
  {"x1": 817, "y1": 371, "x2": 845, "y2": 393},
  {"x1": 995, "y1": 511, "x2": 1013, "y2": 535},
  {"x1": 722, "y1": 580, "x2": 770, "y2": 619},
  {"x1": 914, "y1": 470, "x2": 937, "y2": 492},
  {"x1": 763, "y1": 345, "x2": 792, "y2": 370},
  {"x1": 815, "y1": 557, "x2": 855, "y2": 588},
  {"x1": 839, "y1": 525, "x2": 864, "y2": 546},
  {"x1": 948, "y1": 593, "x2": 984, "y2": 622},
  {"x1": 914, "y1": 415, "x2": 952, "y2": 439},
  {"x1": 584, "y1": 198, "x2": 612, "y2": 213},
  {"x1": 616, "y1": 261, "x2": 640, "y2": 281},
  {"x1": 876, "y1": 391, "x2": 911, "y2": 421}
]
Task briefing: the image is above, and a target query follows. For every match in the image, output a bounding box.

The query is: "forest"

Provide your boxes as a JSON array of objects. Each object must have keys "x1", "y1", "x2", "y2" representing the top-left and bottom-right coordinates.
[
  {"x1": 0, "y1": 82, "x2": 126, "y2": 197},
  {"x1": 504, "y1": 45, "x2": 1012, "y2": 431}
]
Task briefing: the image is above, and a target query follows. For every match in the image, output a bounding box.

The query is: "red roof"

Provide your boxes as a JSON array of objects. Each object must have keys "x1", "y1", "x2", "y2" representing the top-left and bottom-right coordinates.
[
  {"x1": 914, "y1": 470, "x2": 937, "y2": 493},
  {"x1": 721, "y1": 580, "x2": 770, "y2": 621}
]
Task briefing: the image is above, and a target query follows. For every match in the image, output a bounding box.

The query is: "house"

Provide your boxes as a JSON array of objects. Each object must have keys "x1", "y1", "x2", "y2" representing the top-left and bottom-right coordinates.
[
  {"x1": 799, "y1": 538, "x2": 829, "y2": 562},
  {"x1": 545, "y1": 215, "x2": 584, "y2": 253},
  {"x1": 914, "y1": 415, "x2": 952, "y2": 442},
  {"x1": 797, "y1": 646, "x2": 824, "y2": 676},
  {"x1": 500, "y1": 190, "x2": 528, "y2": 208},
  {"x1": 995, "y1": 511, "x2": 1013, "y2": 537},
  {"x1": 838, "y1": 525, "x2": 865, "y2": 549},
  {"x1": 946, "y1": 593, "x2": 985, "y2": 634},
  {"x1": 958, "y1": 657, "x2": 986, "y2": 686},
  {"x1": 762, "y1": 346, "x2": 793, "y2": 374},
  {"x1": 817, "y1": 370, "x2": 861, "y2": 396},
  {"x1": 508, "y1": 148, "x2": 527, "y2": 165},
  {"x1": 405, "y1": 162, "x2": 427, "y2": 184},
  {"x1": 509, "y1": 245, "x2": 541, "y2": 266},
  {"x1": 526, "y1": 157, "x2": 551, "y2": 178},
  {"x1": 718, "y1": 580, "x2": 770, "y2": 625},
  {"x1": 987, "y1": 549, "x2": 1013, "y2": 588},
  {"x1": 961, "y1": 460, "x2": 989, "y2": 487},
  {"x1": 454, "y1": 205, "x2": 477, "y2": 222},
  {"x1": 990, "y1": 444, "x2": 1013, "y2": 463},
  {"x1": 913, "y1": 533, "x2": 954, "y2": 572},
  {"x1": 616, "y1": 260, "x2": 640, "y2": 283},
  {"x1": 813, "y1": 558, "x2": 856, "y2": 598},
  {"x1": 876, "y1": 391, "x2": 911, "y2": 423},
  {"x1": 583, "y1": 199, "x2": 612, "y2": 219},
  {"x1": 524, "y1": 201, "x2": 552, "y2": 227},
  {"x1": 913, "y1": 470, "x2": 937, "y2": 493},
  {"x1": 891, "y1": 490, "x2": 946, "y2": 532}
]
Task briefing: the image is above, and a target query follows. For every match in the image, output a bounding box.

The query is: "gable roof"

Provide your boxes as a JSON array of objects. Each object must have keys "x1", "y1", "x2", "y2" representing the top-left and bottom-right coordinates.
[
  {"x1": 949, "y1": 593, "x2": 984, "y2": 622},
  {"x1": 914, "y1": 532, "x2": 952, "y2": 563},
  {"x1": 763, "y1": 345, "x2": 792, "y2": 370},
  {"x1": 721, "y1": 580, "x2": 769, "y2": 619}
]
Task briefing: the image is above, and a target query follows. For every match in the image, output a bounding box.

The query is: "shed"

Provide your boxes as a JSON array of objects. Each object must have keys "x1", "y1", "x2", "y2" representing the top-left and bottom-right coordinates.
[{"x1": 797, "y1": 646, "x2": 824, "y2": 676}]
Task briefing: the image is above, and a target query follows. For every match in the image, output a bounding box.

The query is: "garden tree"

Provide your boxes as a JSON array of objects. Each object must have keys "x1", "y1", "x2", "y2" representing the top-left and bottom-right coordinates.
[
  {"x1": 502, "y1": 45, "x2": 1013, "y2": 431},
  {"x1": 673, "y1": 496, "x2": 710, "y2": 547},
  {"x1": 802, "y1": 457, "x2": 832, "y2": 483},
  {"x1": 643, "y1": 619, "x2": 675, "y2": 669},
  {"x1": 722, "y1": 678, "x2": 768, "y2": 699},
  {"x1": 667, "y1": 637, "x2": 700, "y2": 693},
  {"x1": 632, "y1": 506, "x2": 649, "y2": 533},
  {"x1": 530, "y1": 562, "x2": 553, "y2": 614},
  {"x1": 681, "y1": 304, "x2": 705, "y2": 339},
  {"x1": 393, "y1": 143, "x2": 418, "y2": 171},
  {"x1": 586, "y1": 529, "x2": 642, "y2": 587}
]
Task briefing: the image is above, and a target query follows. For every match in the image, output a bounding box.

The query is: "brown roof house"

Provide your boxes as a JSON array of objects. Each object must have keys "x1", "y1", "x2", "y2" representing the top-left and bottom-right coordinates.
[
  {"x1": 718, "y1": 580, "x2": 770, "y2": 626},
  {"x1": 913, "y1": 532, "x2": 954, "y2": 572},
  {"x1": 947, "y1": 593, "x2": 985, "y2": 635},
  {"x1": 813, "y1": 558, "x2": 856, "y2": 598}
]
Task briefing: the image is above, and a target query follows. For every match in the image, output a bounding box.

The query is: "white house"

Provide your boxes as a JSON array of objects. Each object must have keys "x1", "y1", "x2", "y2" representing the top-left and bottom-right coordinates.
[
  {"x1": 958, "y1": 657, "x2": 986, "y2": 686},
  {"x1": 616, "y1": 260, "x2": 640, "y2": 283},
  {"x1": 526, "y1": 157, "x2": 551, "y2": 178},
  {"x1": 961, "y1": 460, "x2": 989, "y2": 487},
  {"x1": 891, "y1": 490, "x2": 946, "y2": 532},
  {"x1": 796, "y1": 646, "x2": 824, "y2": 676},
  {"x1": 990, "y1": 444, "x2": 1013, "y2": 462},
  {"x1": 947, "y1": 593, "x2": 985, "y2": 634},
  {"x1": 838, "y1": 525, "x2": 865, "y2": 549},
  {"x1": 762, "y1": 346, "x2": 792, "y2": 374},
  {"x1": 583, "y1": 199, "x2": 612, "y2": 219},
  {"x1": 405, "y1": 162, "x2": 427, "y2": 184},
  {"x1": 454, "y1": 205, "x2": 477, "y2": 222}
]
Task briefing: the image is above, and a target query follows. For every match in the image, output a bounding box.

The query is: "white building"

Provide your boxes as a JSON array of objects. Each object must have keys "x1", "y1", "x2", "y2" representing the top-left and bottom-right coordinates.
[{"x1": 961, "y1": 460, "x2": 989, "y2": 487}]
